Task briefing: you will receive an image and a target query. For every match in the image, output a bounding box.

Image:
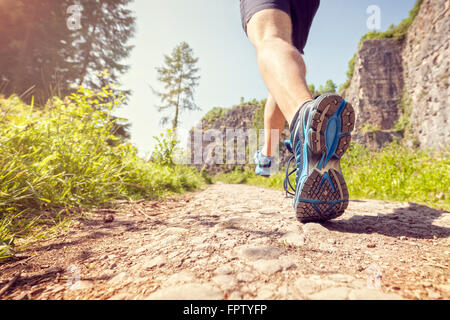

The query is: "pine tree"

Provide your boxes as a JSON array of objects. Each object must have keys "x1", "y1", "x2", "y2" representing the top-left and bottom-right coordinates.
[
  {"x1": 0, "y1": 0, "x2": 135, "y2": 104},
  {"x1": 71, "y1": 0, "x2": 135, "y2": 91},
  {"x1": 153, "y1": 42, "x2": 201, "y2": 133}
]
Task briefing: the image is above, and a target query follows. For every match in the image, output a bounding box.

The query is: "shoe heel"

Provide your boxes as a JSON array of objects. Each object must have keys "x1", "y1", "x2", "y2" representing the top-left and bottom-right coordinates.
[{"x1": 295, "y1": 169, "x2": 349, "y2": 223}]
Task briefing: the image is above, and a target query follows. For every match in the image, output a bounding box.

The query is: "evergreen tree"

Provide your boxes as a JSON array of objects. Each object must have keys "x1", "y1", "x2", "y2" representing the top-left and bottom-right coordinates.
[
  {"x1": 0, "y1": 0, "x2": 135, "y2": 104},
  {"x1": 153, "y1": 42, "x2": 201, "y2": 133}
]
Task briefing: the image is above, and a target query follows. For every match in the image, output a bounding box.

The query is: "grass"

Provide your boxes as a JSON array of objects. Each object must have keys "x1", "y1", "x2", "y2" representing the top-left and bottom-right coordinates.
[
  {"x1": 215, "y1": 143, "x2": 450, "y2": 211},
  {"x1": 360, "y1": 0, "x2": 424, "y2": 43},
  {"x1": 0, "y1": 86, "x2": 203, "y2": 259}
]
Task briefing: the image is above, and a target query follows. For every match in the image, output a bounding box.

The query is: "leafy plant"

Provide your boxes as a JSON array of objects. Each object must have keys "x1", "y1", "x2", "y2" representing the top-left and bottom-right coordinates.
[
  {"x1": 151, "y1": 128, "x2": 179, "y2": 167},
  {"x1": 215, "y1": 143, "x2": 450, "y2": 211},
  {"x1": 0, "y1": 85, "x2": 203, "y2": 258}
]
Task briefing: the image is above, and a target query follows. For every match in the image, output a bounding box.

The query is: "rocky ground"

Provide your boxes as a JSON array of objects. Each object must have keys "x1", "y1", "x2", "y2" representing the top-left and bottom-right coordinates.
[{"x1": 0, "y1": 183, "x2": 449, "y2": 300}]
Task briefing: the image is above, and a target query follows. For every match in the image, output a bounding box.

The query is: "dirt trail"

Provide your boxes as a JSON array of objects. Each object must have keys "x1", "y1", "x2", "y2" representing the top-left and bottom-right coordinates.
[{"x1": 1, "y1": 183, "x2": 449, "y2": 300}]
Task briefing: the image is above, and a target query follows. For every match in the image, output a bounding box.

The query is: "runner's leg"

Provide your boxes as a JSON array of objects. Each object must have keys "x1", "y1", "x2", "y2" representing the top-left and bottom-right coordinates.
[{"x1": 247, "y1": 9, "x2": 313, "y2": 125}]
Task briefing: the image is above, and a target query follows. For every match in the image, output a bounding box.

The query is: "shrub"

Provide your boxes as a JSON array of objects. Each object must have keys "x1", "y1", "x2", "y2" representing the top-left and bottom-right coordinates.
[{"x1": 0, "y1": 86, "x2": 203, "y2": 258}]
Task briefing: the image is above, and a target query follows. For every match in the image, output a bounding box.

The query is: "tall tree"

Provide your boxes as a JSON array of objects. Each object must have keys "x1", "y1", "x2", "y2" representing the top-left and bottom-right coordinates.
[
  {"x1": 153, "y1": 42, "x2": 201, "y2": 133},
  {"x1": 72, "y1": 0, "x2": 135, "y2": 91},
  {"x1": 0, "y1": 0, "x2": 135, "y2": 104}
]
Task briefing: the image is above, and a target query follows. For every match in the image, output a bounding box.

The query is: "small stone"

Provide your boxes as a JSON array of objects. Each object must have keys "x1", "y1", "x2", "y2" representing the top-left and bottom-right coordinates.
[
  {"x1": 165, "y1": 271, "x2": 196, "y2": 285},
  {"x1": 144, "y1": 256, "x2": 166, "y2": 270},
  {"x1": 236, "y1": 272, "x2": 256, "y2": 282},
  {"x1": 302, "y1": 223, "x2": 329, "y2": 234},
  {"x1": 250, "y1": 259, "x2": 282, "y2": 275},
  {"x1": 235, "y1": 245, "x2": 283, "y2": 261},
  {"x1": 256, "y1": 288, "x2": 275, "y2": 300},
  {"x1": 294, "y1": 278, "x2": 320, "y2": 297},
  {"x1": 279, "y1": 257, "x2": 297, "y2": 270},
  {"x1": 228, "y1": 291, "x2": 243, "y2": 300},
  {"x1": 348, "y1": 289, "x2": 403, "y2": 300},
  {"x1": 426, "y1": 290, "x2": 441, "y2": 300},
  {"x1": 134, "y1": 244, "x2": 154, "y2": 255},
  {"x1": 309, "y1": 287, "x2": 351, "y2": 300},
  {"x1": 72, "y1": 280, "x2": 93, "y2": 291},
  {"x1": 108, "y1": 272, "x2": 129, "y2": 285},
  {"x1": 436, "y1": 284, "x2": 450, "y2": 295},
  {"x1": 279, "y1": 232, "x2": 305, "y2": 247},
  {"x1": 367, "y1": 243, "x2": 377, "y2": 248},
  {"x1": 103, "y1": 215, "x2": 114, "y2": 223},
  {"x1": 328, "y1": 274, "x2": 355, "y2": 283},
  {"x1": 214, "y1": 265, "x2": 233, "y2": 276},
  {"x1": 146, "y1": 284, "x2": 223, "y2": 300},
  {"x1": 212, "y1": 275, "x2": 237, "y2": 290}
]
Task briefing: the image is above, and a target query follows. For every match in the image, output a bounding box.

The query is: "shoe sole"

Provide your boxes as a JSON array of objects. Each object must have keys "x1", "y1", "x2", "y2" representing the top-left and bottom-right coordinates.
[{"x1": 295, "y1": 94, "x2": 355, "y2": 223}]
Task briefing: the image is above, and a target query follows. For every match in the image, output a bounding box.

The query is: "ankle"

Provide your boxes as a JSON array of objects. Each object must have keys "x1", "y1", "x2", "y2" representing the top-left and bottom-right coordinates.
[{"x1": 262, "y1": 146, "x2": 273, "y2": 158}]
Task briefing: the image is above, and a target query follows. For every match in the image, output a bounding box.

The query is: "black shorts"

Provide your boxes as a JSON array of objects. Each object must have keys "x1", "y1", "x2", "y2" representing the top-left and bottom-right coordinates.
[{"x1": 240, "y1": 0, "x2": 320, "y2": 53}]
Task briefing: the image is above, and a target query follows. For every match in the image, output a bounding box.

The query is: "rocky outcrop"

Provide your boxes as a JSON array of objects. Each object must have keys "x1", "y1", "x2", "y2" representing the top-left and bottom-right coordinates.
[
  {"x1": 189, "y1": 104, "x2": 261, "y2": 173},
  {"x1": 402, "y1": 0, "x2": 450, "y2": 149},
  {"x1": 189, "y1": 104, "x2": 292, "y2": 173},
  {"x1": 344, "y1": 0, "x2": 449, "y2": 150},
  {"x1": 344, "y1": 39, "x2": 405, "y2": 148}
]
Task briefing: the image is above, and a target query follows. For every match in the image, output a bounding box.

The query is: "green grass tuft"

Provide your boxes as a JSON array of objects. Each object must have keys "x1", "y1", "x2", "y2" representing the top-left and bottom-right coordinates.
[
  {"x1": 0, "y1": 86, "x2": 203, "y2": 259},
  {"x1": 215, "y1": 143, "x2": 450, "y2": 211}
]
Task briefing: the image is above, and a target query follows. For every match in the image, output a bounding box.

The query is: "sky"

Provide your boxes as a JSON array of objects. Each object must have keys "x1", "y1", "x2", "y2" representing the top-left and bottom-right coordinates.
[{"x1": 115, "y1": 0, "x2": 417, "y2": 157}]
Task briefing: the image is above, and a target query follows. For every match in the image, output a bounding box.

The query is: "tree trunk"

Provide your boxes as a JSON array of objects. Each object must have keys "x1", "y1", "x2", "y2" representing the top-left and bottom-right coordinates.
[{"x1": 172, "y1": 73, "x2": 183, "y2": 134}]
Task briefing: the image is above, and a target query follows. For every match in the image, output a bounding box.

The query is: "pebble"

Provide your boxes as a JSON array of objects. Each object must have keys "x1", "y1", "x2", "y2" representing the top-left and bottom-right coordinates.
[
  {"x1": 236, "y1": 272, "x2": 256, "y2": 282},
  {"x1": 348, "y1": 289, "x2": 403, "y2": 300},
  {"x1": 235, "y1": 245, "x2": 283, "y2": 261},
  {"x1": 309, "y1": 287, "x2": 351, "y2": 300},
  {"x1": 302, "y1": 223, "x2": 329, "y2": 234},
  {"x1": 143, "y1": 256, "x2": 166, "y2": 270},
  {"x1": 165, "y1": 271, "x2": 196, "y2": 285},
  {"x1": 214, "y1": 265, "x2": 233, "y2": 276},
  {"x1": 211, "y1": 275, "x2": 237, "y2": 290},
  {"x1": 250, "y1": 259, "x2": 283, "y2": 275},
  {"x1": 279, "y1": 232, "x2": 305, "y2": 247},
  {"x1": 294, "y1": 278, "x2": 320, "y2": 296},
  {"x1": 146, "y1": 284, "x2": 223, "y2": 300}
]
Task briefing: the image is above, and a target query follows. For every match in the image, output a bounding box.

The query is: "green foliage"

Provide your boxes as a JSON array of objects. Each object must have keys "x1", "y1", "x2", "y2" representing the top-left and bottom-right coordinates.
[
  {"x1": 341, "y1": 143, "x2": 449, "y2": 209},
  {"x1": 202, "y1": 107, "x2": 229, "y2": 124},
  {"x1": 0, "y1": 86, "x2": 202, "y2": 258},
  {"x1": 361, "y1": 123, "x2": 381, "y2": 134},
  {"x1": 339, "y1": 54, "x2": 357, "y2": 93},
  {"x1": 153, "y1": 42, "x2": 200, "y2": 132},
  {"x1": 0, "y1": 0, "x2": 136, "y2": 104},
  {"x1": 151, "y1": 128, "x2": 179, "y2": 167},
  {"x1": 394, "y1": 90, "x2": 413, "y2": 133},
  {"x1": 309, "y1": 80, "x2": 337, "y2": 97},
  {"x1": 215, "y1": 143, "x2": 450, "y2": 211},
  {"x1": 360, "y1": 0, "x2": 424, "y2": 43}
]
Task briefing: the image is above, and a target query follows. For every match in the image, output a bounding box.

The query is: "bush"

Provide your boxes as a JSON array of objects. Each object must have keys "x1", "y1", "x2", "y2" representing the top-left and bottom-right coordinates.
[{"x1": 0, "y1": 86, "x2": 203, "y2": 259}]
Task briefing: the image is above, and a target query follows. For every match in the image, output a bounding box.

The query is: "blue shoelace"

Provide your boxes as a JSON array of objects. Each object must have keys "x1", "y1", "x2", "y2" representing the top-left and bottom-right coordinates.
[{"x1": 283, "y1": 154, "x2": 297, "y2": 197}]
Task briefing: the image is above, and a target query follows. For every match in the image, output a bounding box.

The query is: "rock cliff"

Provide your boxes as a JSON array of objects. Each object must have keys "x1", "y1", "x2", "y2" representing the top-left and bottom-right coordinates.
[
  {"x1": 191, "y1": 0, "x2": 449, "y2": 173},
  {"x1": 344, "y1": 0, "x2": 449, "y2": 149}
]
